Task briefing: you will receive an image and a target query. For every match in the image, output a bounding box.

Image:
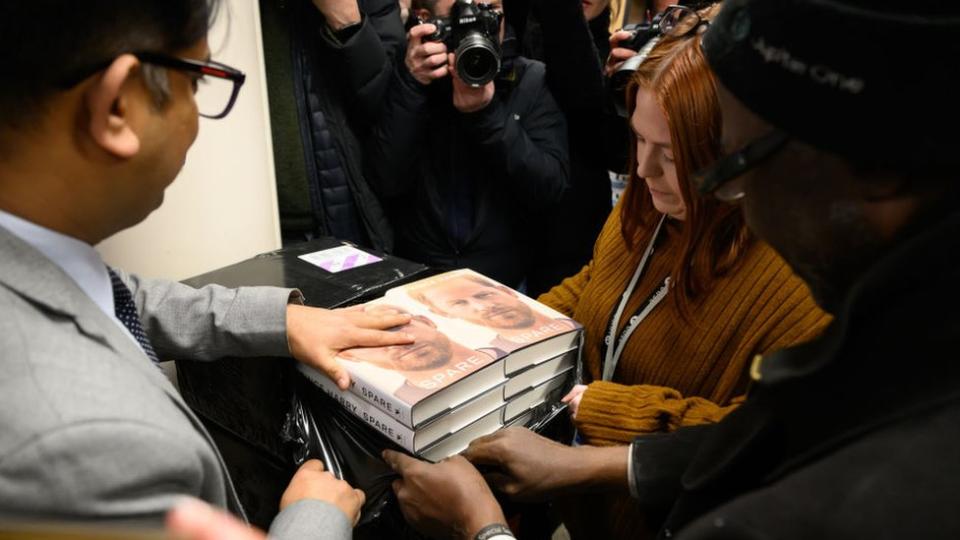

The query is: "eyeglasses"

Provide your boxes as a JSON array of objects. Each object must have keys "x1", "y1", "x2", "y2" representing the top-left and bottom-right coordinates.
[
  {"x1": 59, "y1": 52, "x2": 246, "y2": 120},
  {"x1": 694, "y1": 130, "x2": 790, "y2": 201},
  {"x1": 135, "y1": 52, "x2": 246, "y2": 119},
  {"x1": 659, "y1": 4, "x2": 710, "y2": 39}
]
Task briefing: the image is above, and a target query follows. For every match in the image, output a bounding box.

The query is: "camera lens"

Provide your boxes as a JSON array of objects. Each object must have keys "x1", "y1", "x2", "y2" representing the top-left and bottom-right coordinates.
[
  {"x1": 455, "y1": 33, "x2": 500, "y2": 87},
  {"x1": 608, "y1": 35, "x2": 662, "y2": 117}
]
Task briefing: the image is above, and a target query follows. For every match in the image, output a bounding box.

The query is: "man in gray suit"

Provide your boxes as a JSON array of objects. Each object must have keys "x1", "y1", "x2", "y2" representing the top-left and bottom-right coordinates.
[{"x1": 0, "y1": 1, "x2": 414, "y2": 537}]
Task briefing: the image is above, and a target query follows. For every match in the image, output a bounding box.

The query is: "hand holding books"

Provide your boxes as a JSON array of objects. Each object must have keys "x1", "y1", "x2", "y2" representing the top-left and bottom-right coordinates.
[{"x1": 286, "y1": 303, "x2": 415, "y2": 389}]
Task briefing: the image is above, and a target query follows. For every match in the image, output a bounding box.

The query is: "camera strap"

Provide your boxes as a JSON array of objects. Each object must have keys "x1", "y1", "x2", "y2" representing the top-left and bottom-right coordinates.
[{"x1": 600, "y1": 214, "x2": 670, "y2": 381}]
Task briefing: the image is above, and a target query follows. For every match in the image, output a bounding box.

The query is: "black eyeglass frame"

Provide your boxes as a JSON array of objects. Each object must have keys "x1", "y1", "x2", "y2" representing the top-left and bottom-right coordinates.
[
  {"x1": 658, "y1": 4, "x2": 711, "y2": 38},
  {"x1": 134, "y1": 52, "x2": 246, "y2": 119},
  {"x1": 57, "y1": 52, "x2": 246, "y2": 120},
  {"x1": 695, "y1": 129, "x2": 791, "y2": 197}
]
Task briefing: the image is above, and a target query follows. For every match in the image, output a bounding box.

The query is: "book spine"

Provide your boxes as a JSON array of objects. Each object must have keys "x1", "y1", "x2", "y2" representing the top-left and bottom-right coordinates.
[
  {"x1": 297, "y1": 364, "x2": 415, "y2": 427},
  {"x1": 307, "y1": 370, "x2": 418, "y2": 452},
  {"x1": 346, "y1": 369, "x2": 416, "y2": 427}
]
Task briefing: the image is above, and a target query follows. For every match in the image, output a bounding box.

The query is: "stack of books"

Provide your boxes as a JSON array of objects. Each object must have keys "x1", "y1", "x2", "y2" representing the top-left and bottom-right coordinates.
[{"x1": 298, "y1": 269, "x2": 582, "y2": 461}]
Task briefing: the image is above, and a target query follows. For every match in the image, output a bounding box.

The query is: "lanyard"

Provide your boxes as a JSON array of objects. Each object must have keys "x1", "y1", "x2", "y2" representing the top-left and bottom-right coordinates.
[{"x1": 601, "y1": 214, "x2": 670, "y2": 381}]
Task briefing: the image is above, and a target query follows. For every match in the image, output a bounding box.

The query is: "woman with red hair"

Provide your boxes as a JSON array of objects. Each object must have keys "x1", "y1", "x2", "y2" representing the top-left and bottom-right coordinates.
[{"x1": 537, "y1": 5, "x2": 830, "y2": 537}]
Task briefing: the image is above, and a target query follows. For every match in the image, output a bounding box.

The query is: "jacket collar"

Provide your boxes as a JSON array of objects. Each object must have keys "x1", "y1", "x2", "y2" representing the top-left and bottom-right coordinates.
[
  {"x1": 0, "y1": 226, "x2": 116, "y2": 345},
  {"x1": 0, "y1": 226, "x2": 181, "y2": 400}
]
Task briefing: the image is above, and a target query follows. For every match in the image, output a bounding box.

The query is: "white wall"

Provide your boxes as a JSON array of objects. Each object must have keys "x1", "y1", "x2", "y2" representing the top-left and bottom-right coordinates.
[{"x1": 98, "y1": 0, "x2": 280, "y2": 281}]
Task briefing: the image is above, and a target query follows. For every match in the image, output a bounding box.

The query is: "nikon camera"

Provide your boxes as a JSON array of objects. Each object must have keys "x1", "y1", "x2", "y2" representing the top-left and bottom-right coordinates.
[
  {"x1": 609, "y1": 12, "x2": 665, "y2": 114},
  {"x1": 423, "y1": 0, "x2": 503, "y2": 87}
]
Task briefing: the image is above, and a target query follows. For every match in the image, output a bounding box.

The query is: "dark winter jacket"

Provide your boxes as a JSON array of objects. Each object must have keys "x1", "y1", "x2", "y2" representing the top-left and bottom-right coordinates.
[
  {"x1": 262, "y1": 0, "x2": 401, "y2": 251},
  {"x1": 628, "y1": 206, "x2": 960, "y2": 539},
  {"x1": 520, "y1": 0, "x2": 629, "y2": 295},
  {"x1": 365, "y1": 42, "x2": 570, "y2": 287}
]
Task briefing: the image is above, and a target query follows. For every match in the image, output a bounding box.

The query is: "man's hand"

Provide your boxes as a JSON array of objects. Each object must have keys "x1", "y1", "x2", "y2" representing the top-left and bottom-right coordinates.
[
  {"x1": 312, "y1": 0, "x2": 362, "y2": 31},
  {"x1": 462, "y1": 427, "x2": 581, "y2": 501},
  {"x1": 167, "y1": 498, "x2": 267, "y2": 540},
  {"x1": 450, "y1": 53, "x2": 495, "y2": 113},
  {"x1": 464, "y1": 428, "x2": 630, "y2": 501},
  {"x1": 605, "y1": 30, "x2": 639, "y2": 77},
  {"x1": 383, "y1": 451, "x2": 507, "y2": 540},
  {"x1": 286, "y1": 304, "x2": 414, "y2": 390},
  {"x1": 561, "y1": 384, "x2": 588, "y2": 419},
  {"x1": 406, "y1": 24, "x2": 449, "y2": 85},
  {"x1": 281, "y1": 459, "x2": 366, "y2": 526}
]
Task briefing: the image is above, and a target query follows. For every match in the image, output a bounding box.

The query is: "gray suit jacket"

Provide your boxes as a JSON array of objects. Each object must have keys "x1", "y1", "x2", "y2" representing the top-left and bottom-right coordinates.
[{"x1": 0, "y1": 227, "x2": 350, "y2": 539}]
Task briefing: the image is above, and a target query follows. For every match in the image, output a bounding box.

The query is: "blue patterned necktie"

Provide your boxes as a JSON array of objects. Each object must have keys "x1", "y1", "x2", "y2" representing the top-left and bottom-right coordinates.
[{"x1": 108, "y1": 268, "x2": 160, "y2": 363}]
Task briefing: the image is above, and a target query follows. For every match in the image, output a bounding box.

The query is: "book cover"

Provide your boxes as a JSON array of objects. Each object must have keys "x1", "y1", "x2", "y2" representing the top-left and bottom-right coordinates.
[
  {"x1": 390, "y1": 269, "x2": 582, "y2": 373},
  {"x1": 298, "y1": 269, "x2": 583, "y2": 449},
  {"x1": 299, "y1": 289, "x2": 507, "y2": 428}
]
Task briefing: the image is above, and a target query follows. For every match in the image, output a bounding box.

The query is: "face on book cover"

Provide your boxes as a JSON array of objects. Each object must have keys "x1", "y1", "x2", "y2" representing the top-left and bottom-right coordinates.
[
  {"x1": 414, "y1": 276, "x2": 556, "y2": 333},
  {"x1": 342, "y1": 306, "x2": 463, "y2": 372}
]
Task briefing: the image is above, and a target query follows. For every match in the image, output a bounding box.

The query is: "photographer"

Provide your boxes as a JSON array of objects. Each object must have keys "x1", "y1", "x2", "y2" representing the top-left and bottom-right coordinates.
[
  {"x1": 263, "y1": 0, "x2": 404, "y2": 251},
  {"x1": 364, "y1": 0, "x2": 570, "y2": 288}
]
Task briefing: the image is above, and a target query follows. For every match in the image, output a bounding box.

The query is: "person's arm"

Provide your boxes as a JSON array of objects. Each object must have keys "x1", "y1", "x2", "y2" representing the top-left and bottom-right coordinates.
[
  {"x1": 119, "y1": 271, "x2": 412, "y2": 389},
  {"x1": 166, "y1": 461, "x2": 364, "y2": 540},
  {"x1": 269, "y1": 459, "x2": 364, "y2": 540},
  {"x1": 462, "y1": 427, "x2": 630, "y2": 502},
  {"x1": 166, "y1": 460, "x2": 364, "y2": 540},
  {"x1": 459, "y1": 62, "x2": 570, "y2": 208},
  {"x1": 382, "y1": 452, "x2": 510, "y2": 540},
  {"x1": 313, "y1": 0, "x2": 405, "y2": 122},
  {"x1": 627, "y1": 425, "x2": 712, "y2": 515},
  {"x1": 464, "y1": 426, "x2": 708, "y2": 513},
  {"x1": 575, "y1": 381, "x2": 745, "y2": 445},
  {"x1": 0, "y1": 420, "x2": 222, "y2": 524}
]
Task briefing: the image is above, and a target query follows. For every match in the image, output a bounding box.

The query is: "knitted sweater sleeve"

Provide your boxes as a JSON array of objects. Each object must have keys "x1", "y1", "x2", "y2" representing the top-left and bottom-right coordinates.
[{"x1": 575, "y1": 382, "x2": 745, "y2": 446}]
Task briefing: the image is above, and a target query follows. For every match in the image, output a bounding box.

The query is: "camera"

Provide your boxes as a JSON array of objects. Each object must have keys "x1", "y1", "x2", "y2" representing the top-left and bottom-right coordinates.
[
  {"x1": 422, "y1": 0, "x2": 503, "y2": 87},
  {"x1": 619, "y1": 18, "x2": 662, "y2": 53},
  {"x1": 609, "y1": 14, "x2": 664, "y2": 98}
]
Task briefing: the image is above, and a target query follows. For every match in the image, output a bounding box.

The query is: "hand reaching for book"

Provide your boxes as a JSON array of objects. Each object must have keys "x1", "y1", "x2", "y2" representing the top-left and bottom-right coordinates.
[
  {"x1": 382, "y1": 450, "x2": 507, "y2": 539},
  {"x1": 286, "y1": 304, "x2": 415, "y2": 390}
]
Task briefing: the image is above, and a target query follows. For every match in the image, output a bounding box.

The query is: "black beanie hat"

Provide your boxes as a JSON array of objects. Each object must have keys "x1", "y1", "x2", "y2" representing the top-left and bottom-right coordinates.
[{"x1": 702, "y1": 1, "x2": 960, "y2": 175}]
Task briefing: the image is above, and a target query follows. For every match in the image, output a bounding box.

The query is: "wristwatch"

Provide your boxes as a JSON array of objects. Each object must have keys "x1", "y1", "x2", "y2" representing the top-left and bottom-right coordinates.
[{"x1": 474, "y1": 523, "x2": 515, "y2": 540}]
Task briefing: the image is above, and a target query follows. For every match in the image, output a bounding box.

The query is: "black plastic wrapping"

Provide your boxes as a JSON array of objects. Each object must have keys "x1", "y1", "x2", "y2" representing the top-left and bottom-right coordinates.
[
  {"x1": 284, "y1": 370, "x2": 577, "y2": 539},
  {"x1": 175, "y1": 238, "x2": 429, "y2": 528},
  {"x1": 175, "y1": 237, "x2": 578, "y2": 533}
]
